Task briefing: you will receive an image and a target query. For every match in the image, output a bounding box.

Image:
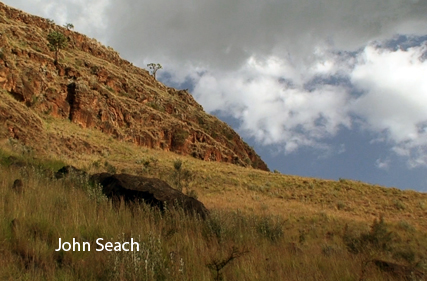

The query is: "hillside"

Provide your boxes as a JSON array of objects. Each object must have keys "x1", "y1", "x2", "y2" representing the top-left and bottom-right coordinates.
[
  {"x1": 0, "y1": 2, "x2": 268, "y2": 171},
  {"x1": 0, "y1": 2, "x2": 427, "y2": 280}
]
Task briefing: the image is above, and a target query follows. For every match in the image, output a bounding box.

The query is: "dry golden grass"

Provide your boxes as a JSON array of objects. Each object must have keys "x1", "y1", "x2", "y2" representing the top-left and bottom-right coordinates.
[
  {"x1": 1, "y1": 123, "x2": 427, "y2": 280},
  {"x1": 0, "y1": 163, "x2": 421, "y2": 281},
  {"x1": 2, "y1": 113, "x2": 427, "y2": 233}
]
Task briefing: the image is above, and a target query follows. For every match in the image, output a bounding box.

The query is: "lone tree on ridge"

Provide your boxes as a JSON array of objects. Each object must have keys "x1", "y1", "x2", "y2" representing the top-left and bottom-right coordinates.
[
  {"x1": 147, "y1": 63, "x2": 162, "y2": 79},
  {"x1": 64, "y1": 23, "x2": 74, "y2": 30}
]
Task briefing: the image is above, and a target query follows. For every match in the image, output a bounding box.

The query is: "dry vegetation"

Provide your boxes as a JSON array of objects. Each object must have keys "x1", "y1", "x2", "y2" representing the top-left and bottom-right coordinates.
[
  {"x1": 1, "y1": 131, "x2": 427, "y2": 280},
  {"x1": 1, "y1": 3, "x2": 427, "y2": 280}
]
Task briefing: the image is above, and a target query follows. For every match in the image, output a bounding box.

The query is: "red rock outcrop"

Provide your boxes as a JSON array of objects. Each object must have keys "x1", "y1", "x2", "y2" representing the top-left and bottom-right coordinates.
[{"x1": 0, "y1": 2, "x2": 269, "y2": 171}]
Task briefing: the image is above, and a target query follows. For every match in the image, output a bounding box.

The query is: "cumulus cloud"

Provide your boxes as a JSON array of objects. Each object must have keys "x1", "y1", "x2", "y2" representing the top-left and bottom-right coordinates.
[
  {"x1": 192, "y1": 55, "x2": 352, "y2": 153},
  {"x1": 187, "y1": 41, "x2": 427, "y2": 166},
  {"x1": 350, "y1": 44, "x2": 427, "y2": 166}
]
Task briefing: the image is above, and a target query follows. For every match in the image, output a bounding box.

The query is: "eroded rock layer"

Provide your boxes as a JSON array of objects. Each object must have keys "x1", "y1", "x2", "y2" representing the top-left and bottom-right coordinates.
[{"x1": 0, "y1": 2, "x2": 268, "y2": 171}]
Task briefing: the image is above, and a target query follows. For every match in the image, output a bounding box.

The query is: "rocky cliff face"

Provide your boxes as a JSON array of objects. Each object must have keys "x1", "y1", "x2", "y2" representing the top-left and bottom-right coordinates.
[{"x1": 0, "y1": 2, "x2": 268, "y2": 171}]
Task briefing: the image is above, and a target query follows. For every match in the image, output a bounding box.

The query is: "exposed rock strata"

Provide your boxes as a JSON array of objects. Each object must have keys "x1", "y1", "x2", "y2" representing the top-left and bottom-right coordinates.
[{"x1": 0, "y1": 2, "x2": 268, "y2": 171}]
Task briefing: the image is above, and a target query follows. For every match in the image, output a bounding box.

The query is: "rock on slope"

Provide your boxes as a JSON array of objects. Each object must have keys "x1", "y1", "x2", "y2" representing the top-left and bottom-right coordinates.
[
  {"x1": 0, "y1": 2, "x2": 268, "y2": 171},
  {"x1": 90, "y1": 172, "x2": 210, "y2": 219}
]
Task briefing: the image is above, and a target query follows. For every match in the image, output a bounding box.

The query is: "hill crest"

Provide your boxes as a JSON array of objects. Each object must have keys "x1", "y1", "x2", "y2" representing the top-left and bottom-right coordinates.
[{"x1": 0, "y1": 2, "x2": 269, "y2": 171}]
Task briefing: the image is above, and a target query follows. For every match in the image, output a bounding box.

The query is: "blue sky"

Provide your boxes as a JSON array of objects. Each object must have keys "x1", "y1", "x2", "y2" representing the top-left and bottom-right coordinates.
[{"x1": 5, "y1": 0, "x2": 427, "y2": 191}]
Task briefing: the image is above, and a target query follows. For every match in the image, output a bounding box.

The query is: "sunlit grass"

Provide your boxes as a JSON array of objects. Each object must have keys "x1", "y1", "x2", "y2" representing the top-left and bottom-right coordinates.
[{"x1": 0, "y1": 154, "x2": 426, "y2": 280}]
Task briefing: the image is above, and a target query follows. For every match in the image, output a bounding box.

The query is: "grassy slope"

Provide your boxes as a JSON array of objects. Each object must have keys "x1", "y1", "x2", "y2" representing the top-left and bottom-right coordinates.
[
  {"x1": 3, "y1": 112, "x2": 427, "y2": 232},
  {"x1": 0, "y1": 115, "x2": 427, "y2": 280}
]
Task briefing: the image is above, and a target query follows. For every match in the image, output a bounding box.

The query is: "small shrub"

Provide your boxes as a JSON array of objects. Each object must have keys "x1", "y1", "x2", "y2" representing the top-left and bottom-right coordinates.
[
  {"x1": 91, "y1": 160, "x2": 101, "y2": 168},
  {"x1": 172, "y1": 159, "x2": 192, "y2": 192},
  {"x1": 206, "y1": 246, "x2": 249, "y2": 281},
  {"x1": 299, "y1": 229, "x2": 306, "y2": 245},
  {"x1": 146, "y1": 102, "x2": 165, "y2": 112},
  {"x1": 136, "y1": 158, "x2": 150, "y2": 168},
  {"x1": 186, "y1": 189, "x2": 198, "y2": 199},
  {"x1": 104, "y1": 161, "x2": 116, "y2": 174},
  {"x1": 63, "y1": 23, "x2": 74, "y2": 30},
  {"x1": 393, "y1": 200, "x2": 406, "y2": 211},
  {"x1": 322, "y1": 244, "x2": 339, "y2": 257},
  {"x1": 256, "y1": 216, "x2": 284, "y2": 242},
  {"x1": 336, "y1": 201, "x2": 346, "y2": 210},
  {"x1": 86, "y1": 183, "x2": 107, "y2": 204},
  {"x1": 90, "y1": 66, "x2": 99, "y2": 74},
  {"x1": 343, "y1": 216, "x2": 394, "y2": 255},
  {"x1": 31, "y1": 44, "x2": 43, "y2": 53},
  {"x1": 225, "y1": 131, "x2": 234, "y2": 141},
  {"x1": 197, "y1": 116, "x2": 205, "y2": 126},
  {"x1": 393, "y1": 248, "x2": 416, "y2": 264},
  {"x1": 343, "y1": 216, "x2": 396, "y2": 281},
  {"x1": 397, "y1": 220, "x2": 415, "y2": 233},
  {"x1": 107, "y1": 232, "x2": 173, "y2": 280},
  {"x1": 204, "y1": 213, "x2": 226, "y2": 242},
  {"x1": 172, "y1": 129, "x2": 189, "y2": 147}
]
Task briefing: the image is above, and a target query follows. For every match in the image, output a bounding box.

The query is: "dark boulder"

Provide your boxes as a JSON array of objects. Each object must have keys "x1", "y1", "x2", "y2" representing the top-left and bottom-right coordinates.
[
  {"x1": 90, "y1": 173, "x2": 209, "y2": 219},
  {"x1": 55, "y1": 165, "x2": 87, "y2": 179}
]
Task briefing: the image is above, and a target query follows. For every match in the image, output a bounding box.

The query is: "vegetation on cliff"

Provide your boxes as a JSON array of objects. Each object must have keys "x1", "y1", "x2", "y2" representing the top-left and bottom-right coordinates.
[{"x1": 0, "y1": 1, "x2": 268, "y2": 171}]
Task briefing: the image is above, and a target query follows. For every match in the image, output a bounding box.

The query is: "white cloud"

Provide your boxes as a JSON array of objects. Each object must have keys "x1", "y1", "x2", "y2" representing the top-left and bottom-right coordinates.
[
  {"x1": 349, "y1": 44, "x2": 427, "y2": 166},
  {"x1": 188, "y1": 42, "x2": 427, "y2": 165},
  {"x1": 376, "y1": 158, "x2": 390, "y2": 170},
  {"x1": 191, "y1": 55, "x2": 352, "y2": 153}
]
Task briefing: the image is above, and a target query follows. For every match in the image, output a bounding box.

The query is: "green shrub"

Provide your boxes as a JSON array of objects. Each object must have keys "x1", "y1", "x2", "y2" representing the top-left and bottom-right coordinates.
[
  {"x1": 393, "y1": 200, "x2": 406, "y2": 211},
  {"x1": 64, "y1": 23, "x2": 74, "y2": 30},
  {"x1": 172, "y1": 129, "x2": 189, "y2": 147},
  {"x1": 86, "y1": 183, "x2": 107, "y2": 204},
  {"x1": 172, "y1": 159, "x2": 192, "y2": 192},
  {"x1": 343, "y1": 216, "x2": 397, "y2": 281},
  {"x1": 256, "y1": 216, "x2": 284, "y2": 243},
  {"x1": 104, "y1": 161, "x2": 116, "y2": 174},
  {"x1": 204, "y1": 213, "x2": 227, "y2": 242},
  {"x1": 343, "y1": 216, "x2": 394, "y2": 256},
  {"x1": 47, "y1": 31, "x2": 67, "y2": 62},
  {"x1": 336, "y1": 201, "x2": 346, "y2": 210},
  {"x1": 186, "y1": 189, "x2": 198, "y2": 199},
  {"x1": 393, "y1": 248, "x2": 416, "y2": 264}
]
